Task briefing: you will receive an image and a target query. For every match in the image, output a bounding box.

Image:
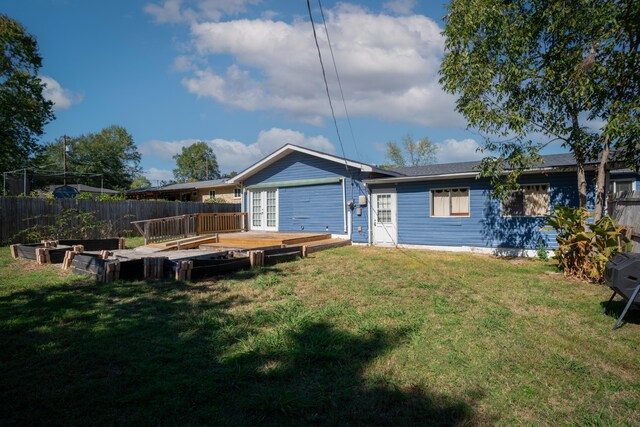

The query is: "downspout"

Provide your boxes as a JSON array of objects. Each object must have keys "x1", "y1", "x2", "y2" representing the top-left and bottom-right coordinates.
[
  {"x1": 240, "y1": 184, "x2": 245, "y2": 212},
  {"x1": 342, "y1": 177, "x2": 347, "y2": 234},
  {"x1": 365, "y1": 183, "x2": 372, "y2": 245}
]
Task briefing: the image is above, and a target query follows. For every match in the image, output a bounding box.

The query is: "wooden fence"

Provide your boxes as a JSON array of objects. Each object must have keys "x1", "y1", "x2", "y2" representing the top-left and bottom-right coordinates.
[
  {"x1": 0, "y1": 197, "x2": 240, "y2": 244},
  {"x1": 608, "y1": 190, "x2": 640, "y2": 253}
]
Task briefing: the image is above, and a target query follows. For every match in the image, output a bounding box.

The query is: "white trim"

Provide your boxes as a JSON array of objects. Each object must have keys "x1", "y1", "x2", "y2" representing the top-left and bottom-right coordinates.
[
  {"x1": 371, "y1": 189, "x2": 398, "y2": 246},
  {"x1": 366, "y1": 185, "x2": 372, "y2": 245},
  {"x1": 342, "y1": 178, "x2": 347, "y2": 233},
  {"x1": 363, "y1": 165, "x2": 593, "y2": 185},
  {"x1": 330, "y1": 233, "x2": 351, "y2": 240},
  {"x1": 228, "y1": 144, "x2": 401, "y2": 183},
  {"x1": 609, "y1": 179, "x2": 636, "y2": 193},
  {"x1": 395, "y1": 243, "x2": 555, "y2": 258},
  {"x1": 248, "y1": 188, "x2": 278, "y2": 231}
]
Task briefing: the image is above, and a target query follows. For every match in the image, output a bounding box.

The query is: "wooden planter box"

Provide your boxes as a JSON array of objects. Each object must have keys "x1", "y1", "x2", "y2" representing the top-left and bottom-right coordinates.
[
  {"x1": 58, "y1": 238, "x2": 124, "y2": 251},
  {"x1": 11, "y1": 243, "x2": 71, "y2": 264}
]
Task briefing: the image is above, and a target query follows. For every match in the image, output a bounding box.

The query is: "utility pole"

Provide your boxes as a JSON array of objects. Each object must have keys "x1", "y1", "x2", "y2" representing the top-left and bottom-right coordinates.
[
  {"x1": 63, "y1": 135, "x2": 68, "y2": 186},
  {"x1": 205, "y1": 152, "x2": 209, "y2": 180}
]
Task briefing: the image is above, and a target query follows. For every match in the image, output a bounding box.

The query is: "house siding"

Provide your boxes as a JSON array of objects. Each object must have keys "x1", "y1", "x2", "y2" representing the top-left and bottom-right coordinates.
[
  {"x1": 373, "y1": 172, "x2": 592, "y2": 250},
  {"x1": 242, "y1": 151, "x2": 371, "y2": 241}
]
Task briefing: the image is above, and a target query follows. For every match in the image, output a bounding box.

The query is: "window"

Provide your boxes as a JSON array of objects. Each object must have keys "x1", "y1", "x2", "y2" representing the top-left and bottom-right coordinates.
[
  {"x1": 377, "y1": 194, "x2": 392, "y2": 223},
  {"x1": 609, "y1": 180, "x2": 634, "y2": 194},
  {"x1": 431, "y1": 188, "x2": 470, "y2": 217},
  {"x1": 234, "y1": 188, "x2": 242, "y2": 199},
  {"x1": 208, "y1": 190, "x2": 216, "y2": 199},
  {"x1": 501, "y1": 184, "x2": 549, "y2": 217}
]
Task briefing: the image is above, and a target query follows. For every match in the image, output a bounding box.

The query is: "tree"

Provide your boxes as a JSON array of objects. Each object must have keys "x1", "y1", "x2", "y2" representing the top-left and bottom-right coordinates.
[
  {"x1": 130, "y1": 175, "x2": 152, "y2": 189},
  {"x1": 0, "y1": 14, "x2": 54, "y2": 172},
  {"x1": 385, "y1": 134, "x2": 438, "y2": 167},
  {"x1": 440, "y1": 0, "x2": 639, "y2": 220},
  {"x1": 173, "y1": 141, "x2": 220, "y2": 182},
  {"x1": 39, "y1": 125, "x2": 142, "y2": 190}
]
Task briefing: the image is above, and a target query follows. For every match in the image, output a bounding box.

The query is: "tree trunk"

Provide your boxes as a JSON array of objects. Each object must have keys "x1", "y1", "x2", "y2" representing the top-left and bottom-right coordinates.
[
  {"x1": 574, "y1": 148, "x2": 588, "y2": 209},
  {"x1": 593, "y1": 136, "x2": 610, "y2": 222}
]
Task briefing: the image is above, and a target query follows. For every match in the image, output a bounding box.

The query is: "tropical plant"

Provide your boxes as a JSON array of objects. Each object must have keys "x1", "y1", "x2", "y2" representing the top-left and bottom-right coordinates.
[{"x1": 546, "y1": 206, "x2": 632, "y2": 282}]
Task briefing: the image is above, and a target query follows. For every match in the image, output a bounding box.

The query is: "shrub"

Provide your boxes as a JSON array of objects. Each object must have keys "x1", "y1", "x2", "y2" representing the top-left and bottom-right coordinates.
[
  {"x1": 10, "y1": 208, "x2": 112, "y2": 243},
  {"x1": 537, "y1": 240, "x2": 549, "y2": 261},
  {"x1": 546, "y1": 206, "x2": 632, "y2": 283},
  {"x1": 205, "y1": 197, "x2": 228, "y2": 203}
]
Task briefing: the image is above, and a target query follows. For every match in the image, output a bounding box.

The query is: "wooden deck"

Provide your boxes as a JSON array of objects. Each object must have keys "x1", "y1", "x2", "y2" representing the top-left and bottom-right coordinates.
[
  {"x1": 202, "y1": 231, "x2": 333, "y2": 249},
  {"x1": 143, "y1": 231, "x2": 349, "y2": 252}
]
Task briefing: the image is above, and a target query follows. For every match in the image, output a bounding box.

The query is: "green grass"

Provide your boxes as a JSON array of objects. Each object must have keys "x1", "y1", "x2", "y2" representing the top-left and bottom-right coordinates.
[{"x1": 1, "y1": 245, "x2": 639, "y2": 425}]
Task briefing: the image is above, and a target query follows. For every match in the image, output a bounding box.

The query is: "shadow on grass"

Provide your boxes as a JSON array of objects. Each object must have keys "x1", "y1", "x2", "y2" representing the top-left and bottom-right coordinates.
[
  {"x1": 0, "y1": 278, "x2": 482, "y2": 425},
  {"x1": 600, "y1": 298, "x2": 640, "y2": 327}
]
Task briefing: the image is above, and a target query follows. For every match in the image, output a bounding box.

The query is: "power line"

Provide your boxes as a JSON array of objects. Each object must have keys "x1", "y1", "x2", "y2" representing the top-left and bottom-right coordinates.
[
  {"x1": 306, "y1": 0, "x2": 350, "y2": 175},
  {"x1": 316, "y1": 0, "x2": 361, "y2": 161}
]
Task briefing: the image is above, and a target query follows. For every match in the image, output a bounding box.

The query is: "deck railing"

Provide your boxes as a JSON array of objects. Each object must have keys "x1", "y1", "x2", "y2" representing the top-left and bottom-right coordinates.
[
  {"x1": 196, "y1": 212, "x2": 248, "y2": 235},
  {"x1": 132, "y1": 212, "x2": 248, "y2": 245}
]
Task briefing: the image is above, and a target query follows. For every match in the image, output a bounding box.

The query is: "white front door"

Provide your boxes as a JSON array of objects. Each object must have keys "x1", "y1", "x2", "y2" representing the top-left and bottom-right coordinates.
[
  {"x1": 372, "y1": 191, "x2": 397, "y2": 246},
  {"x1": 250, "y1": 189, "x2": 278, "y2": 231}
]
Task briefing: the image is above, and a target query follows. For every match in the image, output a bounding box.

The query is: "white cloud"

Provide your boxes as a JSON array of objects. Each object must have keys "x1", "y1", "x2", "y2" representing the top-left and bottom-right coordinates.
[
  {"x1": 383, "y1": 0, "x2": 416, "y2": 15},
  {"x1": 140, "y1": 127, "x2": 335, "y2": 173},
  {"x1": 40, "y1": 76, "x2": 83, "y2": 111},
  {"x1": 171, "y1": 3, "x2": 464, "y2": 127},
  {"x1": 145, "y1": 0, "x2": 261, "y2": 23},
  {"x1": 435, "y1": 138, "x2": 484, "y2": 163},
  {"x1": 144, "y1": 167, "x2": 175, "y2": 182}
]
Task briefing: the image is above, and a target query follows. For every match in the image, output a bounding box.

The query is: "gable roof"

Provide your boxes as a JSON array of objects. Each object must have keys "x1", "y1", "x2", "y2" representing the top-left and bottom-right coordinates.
[{"x1": 228, "y1": 144, "x2": 402, "y2": 183}]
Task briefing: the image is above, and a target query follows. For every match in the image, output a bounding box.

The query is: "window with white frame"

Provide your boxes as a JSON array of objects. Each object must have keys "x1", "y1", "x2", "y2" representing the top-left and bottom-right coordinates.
[
  {"x1": 608, "y1": 180, "x2": 634, "y2": 194},
  {"x1": 501, "y1": 184, "x2": 549, "y2": 217},
  {"x1": 431, "y1": 188, "x2": 470, "y2": 217},
  {"x1": 208, "y1": 190, "x2": 216, "y2": 199},
  {"x1": 234, "y1": 188, "x2": 242, "y2": 199}
]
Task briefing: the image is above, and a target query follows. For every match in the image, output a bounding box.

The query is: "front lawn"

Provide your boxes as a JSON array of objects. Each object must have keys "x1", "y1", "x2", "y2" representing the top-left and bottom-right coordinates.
[{"x1": 0, "y1": 245, "x2": 638, "y2": 425}]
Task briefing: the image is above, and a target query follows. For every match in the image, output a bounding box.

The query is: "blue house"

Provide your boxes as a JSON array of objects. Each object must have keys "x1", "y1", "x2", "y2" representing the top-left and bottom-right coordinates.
[
  {"x1": 228, "y1": 144, "x2": 399, "y2": 244},
  {"x1": 229, "y1": 144, "x2": 639, "y2": 256}
]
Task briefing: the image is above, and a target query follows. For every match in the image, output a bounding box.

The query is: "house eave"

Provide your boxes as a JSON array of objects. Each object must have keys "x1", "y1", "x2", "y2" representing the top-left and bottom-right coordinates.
[{"x1": 363, "y1": 165, "x2": 594, "y2": 185}]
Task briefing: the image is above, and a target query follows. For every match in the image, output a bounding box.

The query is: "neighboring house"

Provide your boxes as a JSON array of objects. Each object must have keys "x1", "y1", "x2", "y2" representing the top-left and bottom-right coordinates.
[
  {"x1": 127, "y1": 179, "x2": 242, "y2": 203},
  {"x1": 229, "y1": 144, "x2": 639, "y2": 256}
]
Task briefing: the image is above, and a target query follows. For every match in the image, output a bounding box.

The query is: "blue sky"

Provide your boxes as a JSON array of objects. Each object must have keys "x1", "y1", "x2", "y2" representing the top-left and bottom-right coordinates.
[{"x1": 5, "y1": 0, "x2": 566, "y2": 184}]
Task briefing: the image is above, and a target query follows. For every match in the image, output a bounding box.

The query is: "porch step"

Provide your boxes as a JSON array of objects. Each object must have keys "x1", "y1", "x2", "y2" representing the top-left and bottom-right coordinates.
[
  {"x1": 289, "y1": 238, "x2": 351, "y2": 253},
  {"x1": 281, "y1": 233, "x2": 332, "y2": 245},
  {"x1": 145, "y1": 234, "x2": 218, "y2": 251}
]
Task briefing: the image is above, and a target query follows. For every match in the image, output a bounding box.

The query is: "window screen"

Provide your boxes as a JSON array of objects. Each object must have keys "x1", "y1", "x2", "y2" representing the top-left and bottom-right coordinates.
[{"x1": 502, "y1": 184, "x2": 549, "y2": 216}]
